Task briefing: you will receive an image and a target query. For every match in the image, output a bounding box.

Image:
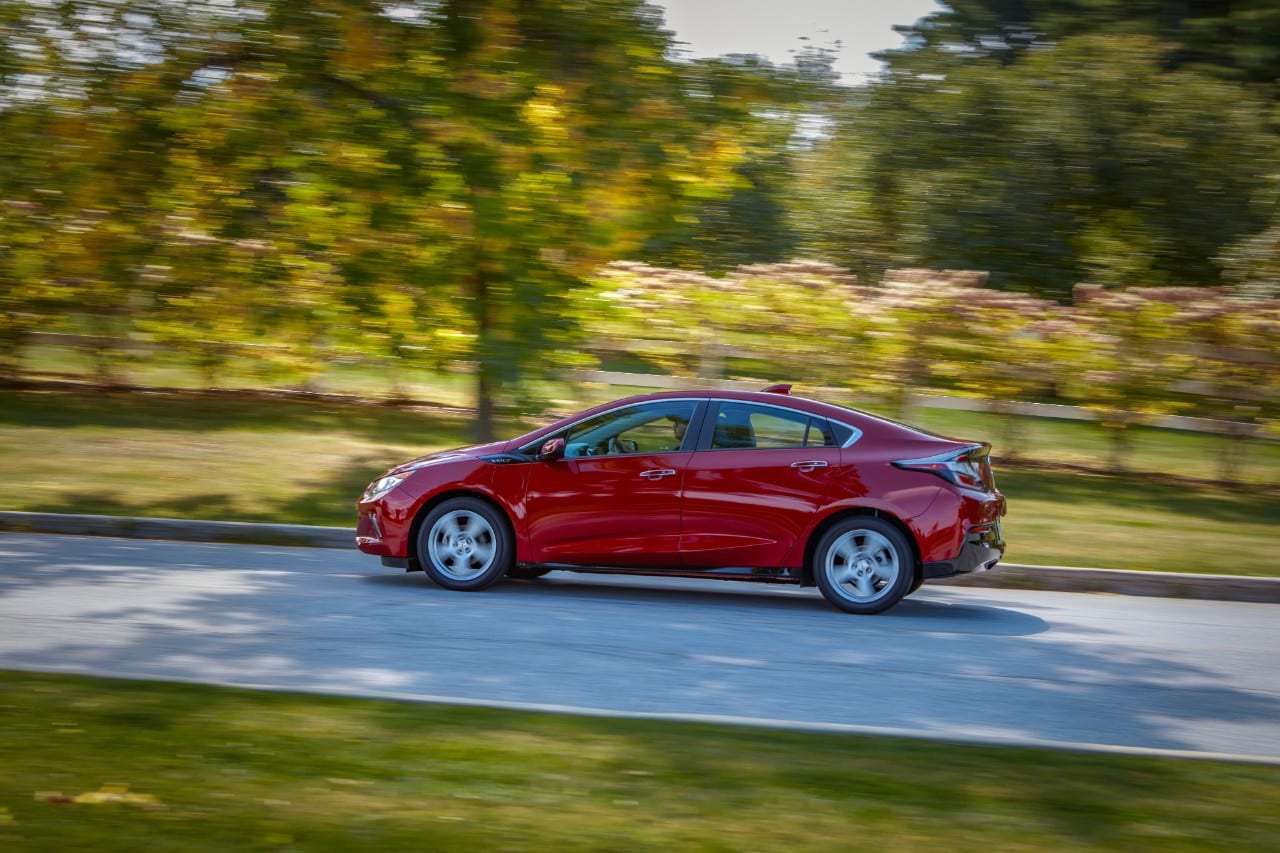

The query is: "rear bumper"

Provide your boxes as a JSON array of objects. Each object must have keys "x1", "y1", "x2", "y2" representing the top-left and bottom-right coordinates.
[{"x1": 923, "y1": 520, "x2": 1005, "y2": 579}]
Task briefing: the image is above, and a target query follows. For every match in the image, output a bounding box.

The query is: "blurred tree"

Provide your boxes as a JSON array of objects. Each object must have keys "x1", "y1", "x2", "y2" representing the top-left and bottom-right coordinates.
[
  {"x1": 1179, "y1": 290, "x2": 1280, "y2": 481},
  {"x1": 0, "y1": 0, "x2": 201, "y2": 382},
  {"x1": 641, "y1": 45, "x2": 841, "y2": 272},
  {"x1": 1, "y1": 0, "x2": 809, "y2": 436},
  {"x1": 1220, "y1": 198, "x2": 1280, "y2": 298},
  {"x1": 889, "y1": 0, "x2": 1280, "y2": 90},
  {"x1": 1063, "y1": 285, "x2": 1197, "y2": 472},
  {"x1": 791, "y1": 35, "x2": 1277, "y2": 300}
]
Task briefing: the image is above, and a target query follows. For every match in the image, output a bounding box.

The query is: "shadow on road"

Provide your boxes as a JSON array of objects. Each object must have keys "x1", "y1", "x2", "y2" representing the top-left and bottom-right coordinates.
[{"x1": 363, "y1": 572, "x2": 1053, "y2": 638}]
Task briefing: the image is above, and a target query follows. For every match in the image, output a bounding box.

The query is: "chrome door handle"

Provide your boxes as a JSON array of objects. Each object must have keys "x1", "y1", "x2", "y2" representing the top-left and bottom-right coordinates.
[
  {"x1": 790, "y1": 460, "x2": 828, "y2": 472},
  {"x1": 640, "y1": 468, "x2": 677, "y2": 480}
]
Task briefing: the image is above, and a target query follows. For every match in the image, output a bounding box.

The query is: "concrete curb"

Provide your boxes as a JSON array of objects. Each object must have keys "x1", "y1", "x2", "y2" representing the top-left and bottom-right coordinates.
[
  {"x1": 935, "y1": 563, "x2": 1280, "y2": 604},
  {"x1": 2, "y1": 510, "x2": 1277, "y2": 604},
  {"x1": 0, "y1": 511, "x2": 352, "y2": 549}
]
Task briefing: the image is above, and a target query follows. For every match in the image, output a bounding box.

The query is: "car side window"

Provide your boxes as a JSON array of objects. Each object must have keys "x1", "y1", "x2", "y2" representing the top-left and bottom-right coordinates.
[
  {"x1": 806, "y1": 419, "x2": 839, "y2": 447},
  {"x1": 712, "y1": 402, "x2": 819, "y2": 450},
  {"x1": 563, "y1": 400, "x2": 698, "y2": 457}
]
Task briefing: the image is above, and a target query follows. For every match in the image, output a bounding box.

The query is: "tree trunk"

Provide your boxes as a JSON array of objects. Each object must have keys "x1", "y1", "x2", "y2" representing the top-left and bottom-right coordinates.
[
  {"x1": 474, "y1": 368, "x2": 495, "y2": 442},
  {"x1": 996, "y1": 400, "x2": 1024, "y2": 461},
  {"x1": 472, "y1": 268, "x2": 495, "y2": 442},
  {"x1": 1105, "y1": 421, "x2": 1131, "y2": 474},
  {"x1": 1216, "y1": 420, "x2": 1250, "y2": 485}
]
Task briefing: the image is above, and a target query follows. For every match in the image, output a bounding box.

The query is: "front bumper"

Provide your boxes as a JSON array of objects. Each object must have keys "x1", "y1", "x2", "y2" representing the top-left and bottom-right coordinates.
[
  {"x1": 922, "y1": 520, "x2": 1005, "y2": 579},
  {"x1": 355, "y1": 486, "x2": 419, "y2": 558},
  {"x1": 355, "y1": 510, "x2": 394, "y2": 556}
]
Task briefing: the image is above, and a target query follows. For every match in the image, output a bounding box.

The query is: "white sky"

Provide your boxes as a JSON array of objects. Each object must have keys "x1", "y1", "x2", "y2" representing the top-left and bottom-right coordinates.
[{"x1": 653, "y1": 0, "x2": 942, "y2": 83}]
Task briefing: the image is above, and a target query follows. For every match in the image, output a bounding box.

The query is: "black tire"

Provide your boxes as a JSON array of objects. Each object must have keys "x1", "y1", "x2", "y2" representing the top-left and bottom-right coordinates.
[
  {"x1": 812, "y1": 516, "x2": 914, "y2": 614},
  {"x1": 416, "y1": 497, "x2": 513, "y2": 591},
  {"x1": 506, "y1": 566, "x2": 552, "y2": 580}
]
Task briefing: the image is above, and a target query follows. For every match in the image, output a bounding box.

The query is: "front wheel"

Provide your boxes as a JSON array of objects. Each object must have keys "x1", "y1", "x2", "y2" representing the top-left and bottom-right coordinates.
[
  {"x1": 417, "y1": 497, "x2": 513, "y2": 591},
  {"x1": 812, "y1": 517, "x2": 914, "y2": 615}
]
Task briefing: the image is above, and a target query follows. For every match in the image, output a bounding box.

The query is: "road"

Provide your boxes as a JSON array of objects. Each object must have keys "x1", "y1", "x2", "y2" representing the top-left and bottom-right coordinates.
[{"x1": 2, "y1": 533, "x2": 1278, "y2": 762}]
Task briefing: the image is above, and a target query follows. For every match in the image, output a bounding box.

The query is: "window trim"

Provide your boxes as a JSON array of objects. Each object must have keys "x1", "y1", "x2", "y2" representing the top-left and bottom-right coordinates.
[{"x1": 697, "y1": 399, "x2": 863, "y2": 451}]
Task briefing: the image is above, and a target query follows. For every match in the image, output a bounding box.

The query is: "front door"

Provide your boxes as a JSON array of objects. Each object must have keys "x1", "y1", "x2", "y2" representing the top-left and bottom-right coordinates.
[{"x1": 524, "y1": 399, "x2": 702, "y2": 567}]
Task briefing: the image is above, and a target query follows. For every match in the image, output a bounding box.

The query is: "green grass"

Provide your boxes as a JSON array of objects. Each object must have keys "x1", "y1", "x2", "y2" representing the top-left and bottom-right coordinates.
[
  {"x1": 997, "y1": 470, "x2": 1279, "y2": 574},
  {"x1": 1, "y1": 671, "x2": 1277, "y2": 852},
  {"x1": 3, "y1": 388, "x2": 1278, "y2": 575},
  {"x1": 906, "y1": 407, "x2": 1280, "y2": 487},
  {"x1": 0, "y1": 389, "x2": 486, "y2": 528}
]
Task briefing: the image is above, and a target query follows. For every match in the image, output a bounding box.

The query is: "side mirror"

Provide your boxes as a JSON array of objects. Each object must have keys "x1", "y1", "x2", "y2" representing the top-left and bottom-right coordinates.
[{"x1": 537, "y1": 437, "x2": 566, "y2": 461}]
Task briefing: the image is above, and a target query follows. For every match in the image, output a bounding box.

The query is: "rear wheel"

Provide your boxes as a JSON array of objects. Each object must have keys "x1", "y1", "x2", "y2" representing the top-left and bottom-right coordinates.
[
  {"x1": 417, "y1": 497, "x2": 512, "y2": 591},
  {"x1": 813, "y1": 517, "x2": 913, "y2": 614}
]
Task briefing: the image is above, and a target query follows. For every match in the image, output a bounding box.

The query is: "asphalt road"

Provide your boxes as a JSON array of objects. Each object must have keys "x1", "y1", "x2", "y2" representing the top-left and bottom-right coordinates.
[{"x1": 2, "y1": 533, "x2": 1278, "y2": 763}]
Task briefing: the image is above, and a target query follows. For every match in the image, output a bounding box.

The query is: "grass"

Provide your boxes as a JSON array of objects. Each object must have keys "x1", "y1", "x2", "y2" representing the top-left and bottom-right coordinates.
[
  {"x1": 1, "y1": 670, "x2": 1278, "y2": 851},
  {"x1": 996, "y1": 469, "x2": 1279, "y2": 574},
  {"x1": 0, "y1": 388, "x2": 480, "y2": 528},
  {"x1": 3, "y1": 387, "x2": 1278, "y2": 575},
  {"x1": 907, "y1": 407, "x2": 1280, "y2": 487}
]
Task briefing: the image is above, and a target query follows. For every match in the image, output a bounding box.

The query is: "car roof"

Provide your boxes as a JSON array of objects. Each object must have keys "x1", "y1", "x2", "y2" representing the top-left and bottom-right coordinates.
[
  {"x1": 619, "y1": 388, "x2": 900, "y2": 423},
  {"x1": 506, "y1": 387, "x2": 961, "y2": 450}
]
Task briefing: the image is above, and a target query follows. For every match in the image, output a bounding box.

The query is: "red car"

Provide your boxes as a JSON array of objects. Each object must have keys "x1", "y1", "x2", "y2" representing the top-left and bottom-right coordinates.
[{"x1": 356, "y1": 386, "x2": 1006, "y2": 614}]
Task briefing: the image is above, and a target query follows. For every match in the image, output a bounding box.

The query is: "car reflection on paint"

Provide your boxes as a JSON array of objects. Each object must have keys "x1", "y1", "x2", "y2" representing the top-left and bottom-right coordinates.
[{"x1": 357, "y1": 385, "x2": 1006, "y2": 614}]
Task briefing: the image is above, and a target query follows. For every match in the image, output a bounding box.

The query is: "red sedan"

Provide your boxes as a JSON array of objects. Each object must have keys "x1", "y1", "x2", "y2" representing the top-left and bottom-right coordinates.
[{"x1": 356, "y1": 386, "x2": 1006, "y2": 614}]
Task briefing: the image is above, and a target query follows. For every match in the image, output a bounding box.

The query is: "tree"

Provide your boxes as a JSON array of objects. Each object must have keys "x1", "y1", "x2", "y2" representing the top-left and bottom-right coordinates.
[
  {"x1": 791, "y1": 34, "x2": 1278, "y2": 300},
  {"x1": 887, "y1": 0, "x2": 1280, "y2": 91},
  {"x1": 641, "y1": 45, "x2": 842, "y2": 272},
  {"x1": 2, "y1": 0, "x2": 813, "y2": 437},
  {"x1": 1062, "y1": 285, "x2": 1198, "y2": 472}
]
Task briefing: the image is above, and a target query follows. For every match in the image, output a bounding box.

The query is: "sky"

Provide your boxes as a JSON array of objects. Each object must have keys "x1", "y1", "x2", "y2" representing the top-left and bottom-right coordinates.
[{"x1": 653, "y1": 0, "x2": 942, "y2": 83}]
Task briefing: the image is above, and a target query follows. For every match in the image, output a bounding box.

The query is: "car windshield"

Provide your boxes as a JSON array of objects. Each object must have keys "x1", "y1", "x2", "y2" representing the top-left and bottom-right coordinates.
[{"x1": 562, "y1": 400, "x2": 697, "y2": 457}]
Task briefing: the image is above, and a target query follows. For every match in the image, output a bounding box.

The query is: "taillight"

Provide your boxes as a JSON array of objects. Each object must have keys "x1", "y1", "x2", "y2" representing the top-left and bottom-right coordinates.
[{"x1": 893, "y1": 445, "x2": 994, "y2": 493}]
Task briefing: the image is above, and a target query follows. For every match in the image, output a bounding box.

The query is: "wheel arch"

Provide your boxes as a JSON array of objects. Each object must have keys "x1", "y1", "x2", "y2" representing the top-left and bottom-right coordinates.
[
  {"x1": 407, "y1": 489, "x2": 517, "y2": 572},
  {"x1": 799, "y1": 507, "x2": 922, "y2": 588}
]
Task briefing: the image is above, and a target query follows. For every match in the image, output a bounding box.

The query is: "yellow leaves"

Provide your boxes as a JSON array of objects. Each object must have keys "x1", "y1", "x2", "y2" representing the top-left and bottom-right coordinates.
[
  {"x1": 522, "y1": 85, "x2": 571, "y2": 148},
  {"x1": 331, "y1": 8, "x2": 392, "y2": 75},
  {"x1": 35, "y1": 783, "x2": 164, "y2": 810}
]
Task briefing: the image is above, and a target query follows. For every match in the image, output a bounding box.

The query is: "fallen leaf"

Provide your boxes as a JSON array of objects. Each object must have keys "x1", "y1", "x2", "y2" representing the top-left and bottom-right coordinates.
[{"x1": 72, "y1": 784, "x2": 164, "y2": 809}]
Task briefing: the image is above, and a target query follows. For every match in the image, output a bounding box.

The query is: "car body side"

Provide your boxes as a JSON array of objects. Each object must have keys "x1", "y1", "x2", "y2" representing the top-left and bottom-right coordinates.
[{"x1": 356, "y1": 390, "x2": 1006, "y2": 588}]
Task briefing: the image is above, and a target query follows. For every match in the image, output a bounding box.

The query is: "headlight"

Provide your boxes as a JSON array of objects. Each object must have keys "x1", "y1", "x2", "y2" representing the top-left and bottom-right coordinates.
[{"x1": 362, "y1": 473, "x2": 407, "y2": 502}]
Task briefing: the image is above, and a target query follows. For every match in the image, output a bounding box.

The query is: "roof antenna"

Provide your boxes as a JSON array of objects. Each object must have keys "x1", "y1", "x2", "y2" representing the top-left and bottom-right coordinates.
[{"x1": 762, "y1": 384, "x2": 792, "y2": 395}]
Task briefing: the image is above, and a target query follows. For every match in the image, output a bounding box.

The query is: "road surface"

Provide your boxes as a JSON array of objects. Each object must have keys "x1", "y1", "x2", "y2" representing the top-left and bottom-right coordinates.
[{"x1": 1, "y1": 533, "x2": 1277, "y2": 762}]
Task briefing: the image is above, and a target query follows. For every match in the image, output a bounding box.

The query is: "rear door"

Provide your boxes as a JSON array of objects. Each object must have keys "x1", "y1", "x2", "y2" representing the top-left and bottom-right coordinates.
[{"x1": 680, "y1": 400, "x2": 842, "y2": 568}]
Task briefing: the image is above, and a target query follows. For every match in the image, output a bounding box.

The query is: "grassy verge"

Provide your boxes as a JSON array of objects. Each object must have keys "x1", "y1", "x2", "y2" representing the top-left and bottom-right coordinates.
[
  {"x1": 907, "y1": 407, "x2": 1280, "y2": 486},
  {"x1": 1, "y1": 671, "x2": 1277, "y2": 852},
  {"x1": 0, "y1": 388, "x2": 476, "y2": 528},
  {"x1": 4, "y1": 388, "x2": 1278, "y2": 575}
]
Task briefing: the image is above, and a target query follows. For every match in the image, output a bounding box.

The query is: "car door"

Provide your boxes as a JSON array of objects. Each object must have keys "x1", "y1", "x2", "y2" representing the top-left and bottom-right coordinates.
[
  {"x1": 524, "y1": 399, "x2": 703, "y2": 567},
  {"x1": 680, "y1": 400, "x2": 842, "y2": 568}
]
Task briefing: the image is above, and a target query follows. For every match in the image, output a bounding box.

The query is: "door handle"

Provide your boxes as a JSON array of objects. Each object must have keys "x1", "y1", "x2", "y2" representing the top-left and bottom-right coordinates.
[
  {"x1": 640, "y1": 468, "x2": 677, "y2": 480},
  {"x1": 790, "y1": 460, "x2": 828, "y2": 472}
]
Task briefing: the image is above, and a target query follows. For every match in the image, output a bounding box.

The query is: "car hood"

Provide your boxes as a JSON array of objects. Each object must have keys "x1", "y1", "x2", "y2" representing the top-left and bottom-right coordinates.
[{"x1": 389, "y1": 441, "x2": 507, "y2": 475}]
